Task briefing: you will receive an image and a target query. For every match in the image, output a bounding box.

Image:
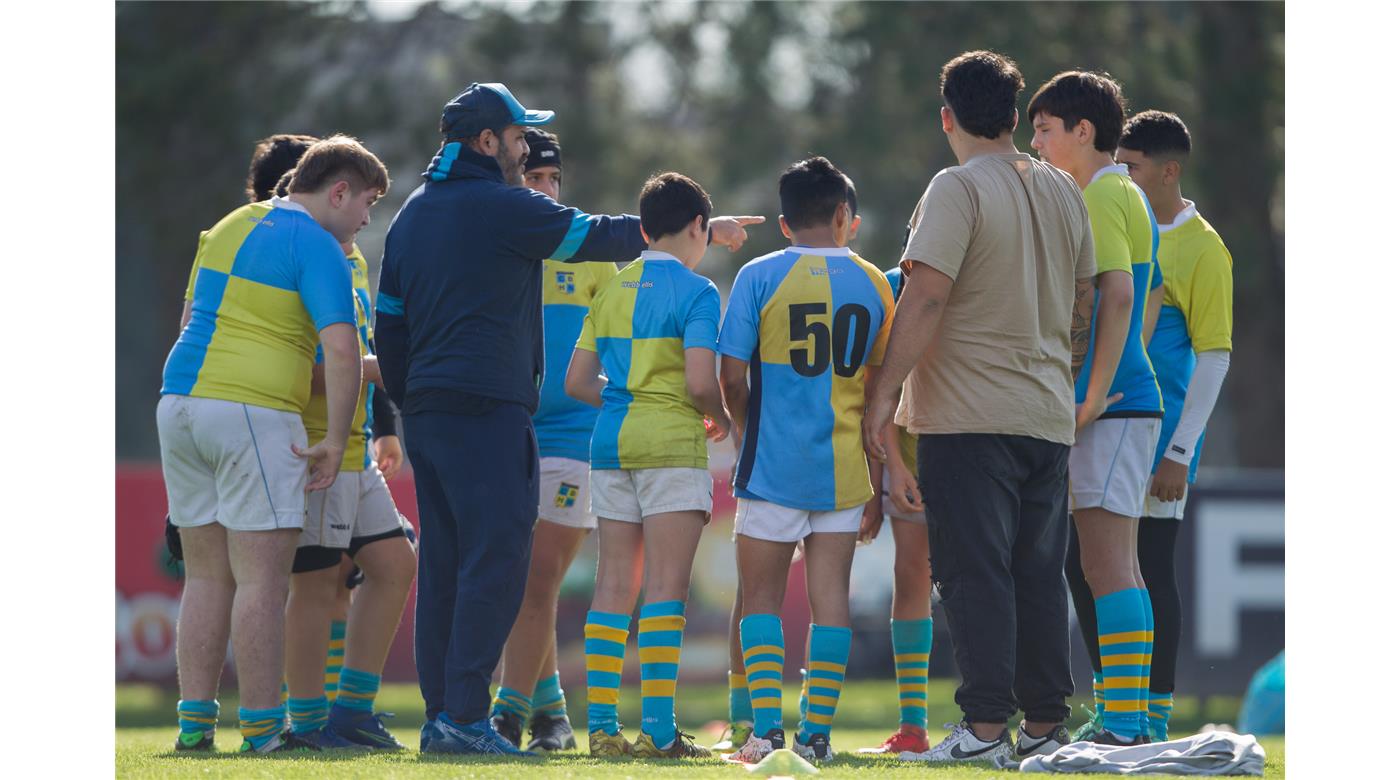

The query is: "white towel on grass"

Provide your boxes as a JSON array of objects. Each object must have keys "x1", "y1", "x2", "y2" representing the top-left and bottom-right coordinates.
[{"x1": 1018, "y1": 731, "x2": 1265, "y2": 775}]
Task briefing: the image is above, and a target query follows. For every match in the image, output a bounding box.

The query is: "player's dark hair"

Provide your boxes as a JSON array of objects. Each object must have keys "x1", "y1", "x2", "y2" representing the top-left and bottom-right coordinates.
[
  {"x1": 639, "y1": 172, "x2": 712, "y2": 239},
  {"x1": 274, "y1": 169, "x2": 295, "y2": 198},
  {"x1": 1028, "y1": 70, "x2": 1127, "y2": 153},
  {"x1": 940, "y1": 50, "x2": 1024, "y2": 140},
  {"x1": 844, "y1": 175, "x2": 858, "y2": 218},
  {"x1": 1120, "y1": 110, "x2": 1192, "y2": 160},
  {"x1": 287, "y1": 134, "x2": 391, "y2": 196},
  {"x1": 779, "y1": 156, "x2": 851, "y2": 231},
  {"x1": 246, "y1": 133, "x2": 319, "y2": 202}
]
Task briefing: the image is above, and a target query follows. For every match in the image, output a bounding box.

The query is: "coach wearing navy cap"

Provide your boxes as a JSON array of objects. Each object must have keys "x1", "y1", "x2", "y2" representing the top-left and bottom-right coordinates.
[{"x1": 375, "y1": 82, "x2": 761, "y2": 755}]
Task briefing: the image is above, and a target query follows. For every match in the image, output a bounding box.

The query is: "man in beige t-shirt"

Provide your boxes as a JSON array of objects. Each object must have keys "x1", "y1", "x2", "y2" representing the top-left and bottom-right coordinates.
[{"x1": 863, "y1": 50, "x2": 1097, "y2": 766}]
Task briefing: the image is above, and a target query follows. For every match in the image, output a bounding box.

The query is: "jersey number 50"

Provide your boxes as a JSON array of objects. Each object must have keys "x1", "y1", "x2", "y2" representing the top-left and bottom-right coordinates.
[{"x1": 788, "y1": 302, "x2": 871, "y2": 379}]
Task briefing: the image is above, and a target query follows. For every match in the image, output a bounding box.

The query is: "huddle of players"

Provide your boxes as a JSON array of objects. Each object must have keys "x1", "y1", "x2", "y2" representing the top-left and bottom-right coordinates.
[
  {"x1": 484, "y1": 59, "x2": 1231, "y2": 766},
  {"x1": 161, "y1": 134, "x2": 416, "y2": 754},
  {"x1": 159, "y1": 53, "x2": 1230, "y2": 763}
]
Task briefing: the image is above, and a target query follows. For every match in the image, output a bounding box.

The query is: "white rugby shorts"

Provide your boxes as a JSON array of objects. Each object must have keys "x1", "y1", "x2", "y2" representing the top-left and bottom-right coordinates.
[
  {"x1": 1069, "y1": 417, "x2": 1162, "y2": 518},
  {"x1": 590, "y1": 467, "x2": 712, "y2": 524},
  {"x1": 300, "y1": 462, "x2": 404, "y2": 549},
  {"x1": 537, "y1": 456, "x2": 597, "y2": 530},
  {"x1": 734, "y1": 498, "x2": 863, "y2": 543},
  {"x1": 157, "y1": 394, "x2": 308, "y2": 531}
]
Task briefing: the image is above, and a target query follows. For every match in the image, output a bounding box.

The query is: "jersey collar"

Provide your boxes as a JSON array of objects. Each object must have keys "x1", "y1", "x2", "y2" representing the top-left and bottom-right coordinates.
[
  {"x1": 789, "y1": 245, "x2": 852, "y2": 257},
  {"x1": 639, "y1": 249, "x2": 682, "y2": 263},
  {"x1": 1088, "y1": 162, "x2": 1130, "y2": 185},
  {"x1": 1158, "y1": 199, "x2": 1199, "y2": 234},
  {"x1": 269, "y1": 195, "x2": 312, "y2": 217}
]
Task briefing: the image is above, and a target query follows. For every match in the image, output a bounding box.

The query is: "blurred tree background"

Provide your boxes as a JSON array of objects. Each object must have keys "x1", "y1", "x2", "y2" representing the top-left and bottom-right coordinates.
[{"x1": 117, "y1": 0, "x2": 1283, "y2": 471}]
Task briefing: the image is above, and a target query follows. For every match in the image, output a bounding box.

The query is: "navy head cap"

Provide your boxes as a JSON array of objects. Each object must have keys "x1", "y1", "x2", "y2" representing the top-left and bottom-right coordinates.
[{"x1": 440, "y1": 82, "x2": 555, "y2": 140}]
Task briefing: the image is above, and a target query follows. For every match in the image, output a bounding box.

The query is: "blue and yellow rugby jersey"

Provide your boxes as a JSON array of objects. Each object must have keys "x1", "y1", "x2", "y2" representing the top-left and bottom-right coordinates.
[
  {"x1": 302, "y1": 246, "x2": 378, "y2": 472},
  {"x1": 536, "y1": 260, "x2": 619, "y2": 462},
  {"x1": 718, "y1": 247, "x2": 894, "y2": 511},
  {"x1": 577, "y1": 251, "x2": 720, "y2": 471},
  {"x1": 163, "y1": 198, "x2": 356, "y2": 413},
  {"x1": 1076, "y1": 164, "x2": 1164, "y2": 417},
  {"x1": 882, "y1": 267, "x2": 918, "y2": 475},
  {"x1": 1147, "y1": 203, "x2": 1233, "y2": 482}
]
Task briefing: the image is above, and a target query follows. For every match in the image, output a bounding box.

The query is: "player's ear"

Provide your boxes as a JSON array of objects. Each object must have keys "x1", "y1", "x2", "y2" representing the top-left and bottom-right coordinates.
[
  {"x1": 639, "y1": 224, "x2": 652, "y2": 245},
  {"x1": 778, "y1": 215, "x2": 792, "y2": 240},
  {"x1": 1165, "y1": 159, "x2": 1182, "y2": 185},
  {"x1": 691, "y1": 214, "x2": 705, "y2": 239},
  {"x1": 1076, "y1": 118, "x2": 1094, "y2": 147},
  {"x1": 941, "y1": 106, "x2": 955, "y2": 134},
  {"x1": 329, "y1": 179, "x2": 351, "y2": 207},
  {"x1": 849, "y1": 214, "x2": 862, "y2": 239}
]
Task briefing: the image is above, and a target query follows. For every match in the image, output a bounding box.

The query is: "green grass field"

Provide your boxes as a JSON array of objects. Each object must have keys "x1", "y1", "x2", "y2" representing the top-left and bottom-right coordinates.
[{"x1": 117, "y1": 681, "x2": 1284, "y2": 777}]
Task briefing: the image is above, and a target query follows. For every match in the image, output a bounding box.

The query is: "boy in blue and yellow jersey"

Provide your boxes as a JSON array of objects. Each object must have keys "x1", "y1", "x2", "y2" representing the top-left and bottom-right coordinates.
[
  {"x1": 855, "y1": 260, "x2": 934, "y2": 757},
  {"x1": 491, "y1": 129, "x2": 617, "y2": 752},
  {"x1": 1118, "y1": 111, "x2": 1233, "y2": 742},
  {"x1": 566, "y1": 173, "x2": 734, "y2": 760},
  {"x1": 717, "y1": 158, "x2": 893, "y2": 764},
  {"x1": 158, "y1": 136, "x2": 387, "y2": 754},
  {"x1": 1031, "y1": 72, "x2": 1165, "y2": 747}
]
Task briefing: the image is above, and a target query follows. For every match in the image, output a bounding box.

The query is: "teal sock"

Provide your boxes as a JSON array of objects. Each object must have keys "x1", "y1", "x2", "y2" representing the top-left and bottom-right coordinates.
[
  {"x1": 287, "y1": 696, "x2": 328, "y2": 735},
  {"x1": 740, "y1": 613, "x2": 785, "y2": 737},
  {"x1": 1093, "y1": 670, "x2": 1105, "y2": 718},
  {"x1": 1096, "y1": 588, "x2": 1149, "y2": 739},
  {"x1": 325, "y1": 620, "x2": 347, "y2": 702},
  {"x1": 585, "y1": 610, "x2": 631, "y2": 736},
  {"x1": 335, "y1": 667, "x2": 381, "y2": 713},
  {"x1": 177, "y1": 698, "x2": 219, "y2": 735},
  {"x1": 797, "y1": 624, "x2": 851, "y2": 743},
  {"x1": 531, "y1": 672, "x2": 568, "y2": 718},
  {"x1": 239, "y1": 705, "x2": 286, "y2": 750},
  {"x1": 638, "y1": 600, "x2": 686, "y2": 748},
  {"x1": 1148, "y1": 690, "x2": 1173, "y2": 742},
  {"x1": 492, "y1": 685, "x2": 532, "y2": 721},
  {"x1": 728, "y1": 671, "x2": 753, "y2": 724},
  {"x1": 1138, "y1": 588, "x2": 1155, "y2": 739},
  {"x1": 891, "y1": 618, "x2": 932, "y2": 729}
]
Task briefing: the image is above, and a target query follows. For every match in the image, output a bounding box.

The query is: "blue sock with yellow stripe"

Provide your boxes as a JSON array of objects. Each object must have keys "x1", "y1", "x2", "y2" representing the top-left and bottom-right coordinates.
[
  {"x1": 797, "y1": 625, "x2": 850, "y2": 744},
  {"x1": 1147, "y1": 691, "x2": 1173, "y2": 742},
  {"x1": 1138, "y1": 588, "x2": 1155, "y2": 738},
  {"x1": 729, "y1": 671, "x2": 754, "y2": 724},
  {"x1": 239, "y1": 705, "x2": 286, "y2": 751},
  {"x1": 491, "y1": 685, "x2": 532, "y2": 721},
  {"x1": 585, "y1": 610, "x2": 630, "y2": 736},
  {"x1": 1096, "y1": 588, "x2": 1148, "y2": 739},
  {"x1": 639, "y1": 600, "x2": 686, "y2": 748},
  {"x1": 325, "y1": 620, "x2": 346, "y2": 703},
  {"x1": 891, "y1": 618, "x2": 932, "y2": 729},
  {"x1": 740, "y1": 613, "x2": 785, "y2": 736},
  {"x1": 532, "y1": 672, "x2": 568, "y2": 718},
  {"x1": 1093, "y1": 671, "x2": 1105, "y2": 718},
  {"x1": 178, "y1": 698, "x2": 219, "y2": 736},
  {"x1": 333, "y1": 667, "x2": 380, "y2": 713},
  {"x1": 288, "y1": 696, "x2": 328, "y2": 735}
]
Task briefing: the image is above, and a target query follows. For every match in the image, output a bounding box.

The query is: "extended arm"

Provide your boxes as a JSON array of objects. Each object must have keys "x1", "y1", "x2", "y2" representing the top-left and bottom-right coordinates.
[
  {"x1": 1077, "y1": 269, "x2": 1133, "y2": 428},
  {"x1": 719, "y1": 355, "x2": 750, "y2": 445},
  {"x1": 564, "y1": 347, "x2": 606, "y2": 408},
  {"x1": 684, "y1": 347, "x2": 731, "y2": 442},
  {"x1": 296, "y1": 322, "x2": 362, "y2": 491}
]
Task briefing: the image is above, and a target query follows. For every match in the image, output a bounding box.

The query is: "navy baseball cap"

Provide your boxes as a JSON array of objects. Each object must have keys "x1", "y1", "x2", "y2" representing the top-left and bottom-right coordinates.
[{"x1": 440, "y1": 82, "x2": 555, "y2": 139}]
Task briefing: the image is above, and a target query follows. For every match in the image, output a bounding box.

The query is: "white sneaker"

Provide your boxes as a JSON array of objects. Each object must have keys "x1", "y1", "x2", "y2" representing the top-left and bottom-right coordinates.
[
  {"x1": 729, "y1": 728, "x2": 783, "y2": 764},
  {"x1": 897, "y1": 721, "x2": 1012, "y2": 764},
  {"x1": 1013, "y1": 721, "x2": 1072, "y2": 760}
]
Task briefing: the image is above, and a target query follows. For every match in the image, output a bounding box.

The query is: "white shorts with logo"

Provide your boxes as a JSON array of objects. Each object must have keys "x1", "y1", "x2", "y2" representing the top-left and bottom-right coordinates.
[
  {"x1": 300, "y1": 462, "x2": 404, "y2": 549},
  {"x1": 1143, "y1": 484, "x2": 1189, "y2": 521},
  {"x1": 537, "y1": 457, "x2": 597, "y2": 529},
  {"x1": 880, "y1": 465, "x2": 925, "y2": 524},
  {"x1": 590, "y1": 467, "x2": 712, "y2": 524},
  {"x1": 157, "y1": 394, "x2": 308, "y2": 531},
  {"x1": 734, "y1": 499, "x2": 864, "y2": 543},
  {"x1": 1069, "y1": 417, "x2": 1163, "y2": 518}
]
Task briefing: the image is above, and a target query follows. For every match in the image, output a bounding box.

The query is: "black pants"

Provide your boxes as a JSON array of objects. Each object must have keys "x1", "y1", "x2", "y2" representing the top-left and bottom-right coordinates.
[
  {"x1": 404, "y1": 406, "x2": 539, "y2": 723},
  {"x1": 1066, "y1": 516, "x2": 1182, "y2": 693},
  {"x1": 919, "y1": 433, "x2": 1074, "y2": 724}
]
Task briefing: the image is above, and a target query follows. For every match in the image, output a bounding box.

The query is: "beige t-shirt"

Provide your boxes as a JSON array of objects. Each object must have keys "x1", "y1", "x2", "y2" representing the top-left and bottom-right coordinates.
[{"x1": 894, "y1": 152, "x2": 1096, "y2": 446}]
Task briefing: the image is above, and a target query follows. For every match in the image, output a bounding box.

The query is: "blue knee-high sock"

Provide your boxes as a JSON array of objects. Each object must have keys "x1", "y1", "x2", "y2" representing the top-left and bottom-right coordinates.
[
  {"x1": 797, "y1": 625, "x2": 851, "y2": 744},
  {"x1": 1096, "y1": 588, "x2": 1149, "y2": 739},
  {"x1": 584, "y1": 610, "x2": 631, "y2": 736},
  {"x1": 728, "y1": 671, "x2": 754, "y2": 724},
  {"x1": 1148, "y1": 691, "x2": 1173, "y2": 742},
  {"x1": 287, "y1": 696, "x2": 328, "y2": 735},
  {"x1": 1138, "y1": 588, "x2": 1155, "y2": 739},
  {"x1": 891, "y1": 618, "x2": 932, "y2": 729},
  {"x1": 740, "y1": 614, "x2": 785, "y2": 737},
  {"x1": 638, "y1": 600, "x2": 686, "y2": 748},
  {"x1": 491, "y1": 685, "x2": 531, "y2": 721},
  {"x1": 178, "y1": 698, "x2": 219, "y2": 736},
  {"x1": 333, "y1": 667, "x2": 381, "y2": 714}
]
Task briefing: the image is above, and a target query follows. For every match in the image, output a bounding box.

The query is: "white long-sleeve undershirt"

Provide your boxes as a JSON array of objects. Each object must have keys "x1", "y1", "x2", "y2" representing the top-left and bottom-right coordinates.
[{"x1": 1163, "y1": 349, "x2": 1230, "y2": 464}]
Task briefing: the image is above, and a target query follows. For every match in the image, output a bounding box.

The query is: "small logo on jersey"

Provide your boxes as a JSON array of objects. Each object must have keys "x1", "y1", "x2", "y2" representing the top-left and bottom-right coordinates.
[
  {"x1": 1171, "y1": 445, "x2": 1189, "y2": 456},
  {"x1": 555, "y1": 483, "x2": 579, "y2": 508},
  {"x1": 620, "y1": 280, "x2": 655, "y2": 289},
  {"x1": 330, "y1": 523, "x2": 350, "y2": 531},
  {"x1": 808, "y1": 266, "x2": 843, "y2": 276},
  {"x1": 555, "y1": 271, "x2": 576, "y2": 294}
]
